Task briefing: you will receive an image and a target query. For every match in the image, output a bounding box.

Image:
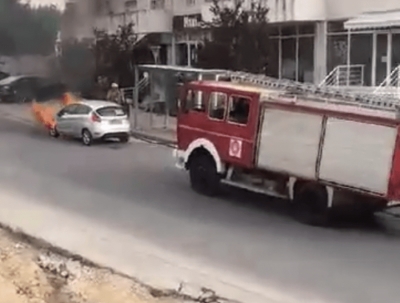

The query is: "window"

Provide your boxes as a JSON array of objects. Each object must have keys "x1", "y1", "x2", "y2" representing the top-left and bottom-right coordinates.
[
  {"x1": 97, "y1": 106, "x2": 126, "y2": 116},
  {"x1": 150, "y1": 0, "x2": 164, "y2": 9},
  {"x1": 75, "y1": 104, "x2": 92, "y2": 115},
  {"x1": 125, "y1": 0, "x2": 137, "y2": 10},
  {"x1": 58, "y1": 104, "x2": 78, "y2": 116},
  {"x1": 186, "y1": 0, "x2": 195, "y2": 6},
  {"x1": 184, "y1": 89, "x2": 206, "y2": 112},
  {"x1": 228, "y1": 96, "x2": 250, "y2": 125},
  {"x1": 208, "y1": 92, "x2": 227, "y2": 120}
]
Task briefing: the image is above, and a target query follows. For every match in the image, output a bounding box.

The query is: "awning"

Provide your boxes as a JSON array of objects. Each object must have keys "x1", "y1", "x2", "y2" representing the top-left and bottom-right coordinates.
[{"x1": 344, "y1": 10, "x2": 400, "y2": 30}]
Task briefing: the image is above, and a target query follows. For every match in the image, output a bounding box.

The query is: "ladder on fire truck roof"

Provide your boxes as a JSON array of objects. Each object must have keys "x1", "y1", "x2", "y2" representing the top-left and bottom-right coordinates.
[{"x1": 225, "y1": 71, "x2": 400, "y2": 112}]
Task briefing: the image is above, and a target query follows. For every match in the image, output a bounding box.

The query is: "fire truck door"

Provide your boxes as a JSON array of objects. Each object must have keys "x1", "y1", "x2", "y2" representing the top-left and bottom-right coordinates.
[{"x1": 217, "y1": 94, "x2": 256, "y2": 167}]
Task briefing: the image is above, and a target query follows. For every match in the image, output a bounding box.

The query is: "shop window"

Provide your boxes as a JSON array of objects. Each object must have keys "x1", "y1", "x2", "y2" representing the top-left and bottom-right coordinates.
[
  {"x1": 281, "y1": 25, "x2": 296, "y2": 36},
  {"x1": 298, "y1": 37, "x2": 314, "y2": 82},
  {"x1": 269, "y1": 25, "x2": 280, "y2": 37},
  {"x1": 281, "y1": 38, "x2": 296, "y2": 80},
  {"x1": 392, "y1": 34, "x2": 400, "y2": 85},
  {"x1": 267, "y1": 38, "x2": 279, "y2": 78},
  {"x1": 327, "y1": 35, "x2": 347, "y2": 74},
  {"x1": 208, "y1": 92, "x2": 227, "y2": 120},
  {"x1": 228, "y1": 96, "x2": 250, "y2": 125},
  {"x1": 350, "y1": 34, "x2": 372, "y2": 86}
]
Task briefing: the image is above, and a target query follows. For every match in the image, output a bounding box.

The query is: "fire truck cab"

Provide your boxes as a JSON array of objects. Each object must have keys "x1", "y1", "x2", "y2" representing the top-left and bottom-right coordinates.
[{"x1": 174, "y1": 77, "x2": 400, "y2": 225}]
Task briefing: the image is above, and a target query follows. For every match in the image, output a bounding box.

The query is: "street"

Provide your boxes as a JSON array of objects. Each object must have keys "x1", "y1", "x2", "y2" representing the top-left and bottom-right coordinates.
[{"x1": 0, "y1": 118, "x2": 400, "y2": 303}]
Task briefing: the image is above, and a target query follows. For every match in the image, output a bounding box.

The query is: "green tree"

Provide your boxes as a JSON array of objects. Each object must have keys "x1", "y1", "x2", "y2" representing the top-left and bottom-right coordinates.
[
  {"x1": 92, "y1": 23, "x2": 137, "y2": 87},
  {"x1": 0, "y1": 0, "x2": 61, "y2": 55},
  {"x1": 197, "y1": 0, "x2": 271, "y2": 74}
]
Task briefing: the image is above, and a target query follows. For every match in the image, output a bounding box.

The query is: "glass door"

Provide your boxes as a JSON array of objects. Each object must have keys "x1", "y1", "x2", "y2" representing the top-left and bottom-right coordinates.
[
  {"x1": 391, "y1": 33, "x2": 400, "y2": 87},
  {"x1": 375, "y1": 33, "x2": 388, "y2": 85}
]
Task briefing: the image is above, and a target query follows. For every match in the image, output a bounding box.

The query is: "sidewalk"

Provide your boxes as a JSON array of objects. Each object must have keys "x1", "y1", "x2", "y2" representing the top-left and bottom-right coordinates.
[
  {"x1": 0, "y1": 103, "x2": 177, "y2": 146},
  {"x1": 130, "y1": 110, "x2": 177, "y2": 146}
]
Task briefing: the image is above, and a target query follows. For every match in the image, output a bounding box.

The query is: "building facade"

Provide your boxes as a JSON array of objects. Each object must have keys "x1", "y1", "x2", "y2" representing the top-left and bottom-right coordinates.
[{"x1": 61, "y1": 0, "x2": 400, "y2": 86}]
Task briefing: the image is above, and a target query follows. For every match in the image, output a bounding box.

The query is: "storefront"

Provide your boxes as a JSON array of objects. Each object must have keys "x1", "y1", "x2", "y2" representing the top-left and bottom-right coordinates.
[
  {"x1": 344, "y1": 10, "x2": 400, "y2": 86},
  {"x1": 172, "y1": 13, "x2": 210, "y2": 67},
  {"x1": 267, "y1": 12, "x2": 400, "y2": 87}
]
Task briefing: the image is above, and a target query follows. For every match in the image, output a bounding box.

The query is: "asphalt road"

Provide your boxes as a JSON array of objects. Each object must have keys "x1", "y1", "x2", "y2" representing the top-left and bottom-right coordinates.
[{"x1": 0, "y1": 118, "x2": 400, "y2": 303}]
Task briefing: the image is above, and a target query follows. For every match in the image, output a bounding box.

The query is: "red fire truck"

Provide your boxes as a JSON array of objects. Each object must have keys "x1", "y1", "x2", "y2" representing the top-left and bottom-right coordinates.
[{"x1": 173, "y1": 72, "x2": 400, "y2": 225}]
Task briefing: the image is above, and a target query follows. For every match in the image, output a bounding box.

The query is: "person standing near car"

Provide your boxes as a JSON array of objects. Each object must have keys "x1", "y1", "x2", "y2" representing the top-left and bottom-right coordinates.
[
  {"x1": 106, "y1": 82, "x2": 129, "y2": 117},
  {"x1": 106, "y1": 83, "x2": 124, "y2": 103}
]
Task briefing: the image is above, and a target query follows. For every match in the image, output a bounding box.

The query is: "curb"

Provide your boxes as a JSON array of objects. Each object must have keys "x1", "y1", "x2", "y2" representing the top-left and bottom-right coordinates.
[{"x1": 131, "y1": 131, "x2": 177, "y2": 148}]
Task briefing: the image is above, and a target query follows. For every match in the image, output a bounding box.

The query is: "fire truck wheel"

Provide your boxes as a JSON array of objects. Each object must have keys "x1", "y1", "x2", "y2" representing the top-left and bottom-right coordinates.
[
  {"x1": 189, "y1": 154, "x2": 221, "y2": 196},
  {"x1": 293, "y1": 184, "x2": 331, "y2": 226}
]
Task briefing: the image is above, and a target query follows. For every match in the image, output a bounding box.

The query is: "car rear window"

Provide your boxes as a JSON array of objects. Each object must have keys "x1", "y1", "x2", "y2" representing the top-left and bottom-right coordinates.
[{"x1": 96, "y1": 106, "x2": 126, "y2": 117}]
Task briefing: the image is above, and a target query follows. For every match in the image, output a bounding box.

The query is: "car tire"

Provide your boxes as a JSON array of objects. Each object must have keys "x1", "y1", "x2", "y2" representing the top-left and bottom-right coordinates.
[
  {"x1": 81, "y1": 129, "x2": 93, "y2": 146},
  {"x1": 49, "y1": 126, "x2": 59, "y2": 138},
  {"x1": 189, "y1": 154, "x2": 221, "y2": 197},
  {"x1": 120, "y1": 135, "x2": 129, "y2": 143}
]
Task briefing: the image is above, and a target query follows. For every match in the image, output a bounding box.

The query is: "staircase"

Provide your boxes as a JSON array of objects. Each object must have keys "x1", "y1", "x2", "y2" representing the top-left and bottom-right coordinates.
[
  {"x1": 319, "y1": 65, "x2": 365, "y2": 87},
  {"x1": 121, "y1": 76, "x2": 150, "y2": 102},
  {"x1": 373, "y1": 65, "x2": 400, "y2": 98}
]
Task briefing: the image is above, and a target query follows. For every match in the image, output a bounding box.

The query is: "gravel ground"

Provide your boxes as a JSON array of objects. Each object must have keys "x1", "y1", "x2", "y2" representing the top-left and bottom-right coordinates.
[{"x1": 0, "y1": 227, "x2": 188, "y2": 303}]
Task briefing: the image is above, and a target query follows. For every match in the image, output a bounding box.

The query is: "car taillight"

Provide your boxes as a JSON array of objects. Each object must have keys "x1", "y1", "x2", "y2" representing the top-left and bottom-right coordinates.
[{"x1": 91, "y1": 113, "x2": 101, "y2": 123}]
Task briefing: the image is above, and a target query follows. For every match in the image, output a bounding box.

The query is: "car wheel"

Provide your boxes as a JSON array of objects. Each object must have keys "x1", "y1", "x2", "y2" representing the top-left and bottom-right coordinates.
[
  {"x1": 81, "y1": 129, "x2": 93, "y2": 146},
  {"x1": 120, "y1": 135, "x2": 129, "y2": 143},
  {"x1": 49, "y1": 126, "x2": 59, "y2": 138}
]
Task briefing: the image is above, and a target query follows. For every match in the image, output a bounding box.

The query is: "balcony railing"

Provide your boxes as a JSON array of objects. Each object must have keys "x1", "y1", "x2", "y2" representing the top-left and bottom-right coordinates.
[
  {"x1": 373, "y1": 65, "x2": 400, "y2": 98},
  {"x1": 319, "y1": 65, "x2": 364, "y2": 87}
]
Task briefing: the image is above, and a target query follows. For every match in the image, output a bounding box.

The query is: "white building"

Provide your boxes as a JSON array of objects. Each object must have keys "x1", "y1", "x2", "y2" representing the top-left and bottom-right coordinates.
[{"x1": 61, "y1": 0, "x2": 400, "y2": 87}]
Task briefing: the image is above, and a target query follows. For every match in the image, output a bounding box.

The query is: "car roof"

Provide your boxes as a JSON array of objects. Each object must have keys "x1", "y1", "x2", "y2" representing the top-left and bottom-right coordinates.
[
  {"x1": 78, "y1": 100, "x2": 120, "y2": 110},
  {"x1": 0, "y1": 75, "x2": 42, "y2": 85}
]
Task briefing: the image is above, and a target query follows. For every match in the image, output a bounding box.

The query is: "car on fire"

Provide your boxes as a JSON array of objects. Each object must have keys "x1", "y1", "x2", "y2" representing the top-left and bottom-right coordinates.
[{"x1": 49, "y1": 100, "x2": 131, "y2": 146}]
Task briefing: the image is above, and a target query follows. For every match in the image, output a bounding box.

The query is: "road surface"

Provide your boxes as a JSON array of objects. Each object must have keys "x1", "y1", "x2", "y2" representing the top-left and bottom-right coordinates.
[{"x1": 0, "y1": 118, "x2": 399, "y2": 303}]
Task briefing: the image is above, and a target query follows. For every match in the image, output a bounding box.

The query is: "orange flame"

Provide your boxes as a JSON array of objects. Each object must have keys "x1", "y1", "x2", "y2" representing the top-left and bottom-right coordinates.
[{"x1": 31, "y1": 92, "x2": 79, "y2": 129}]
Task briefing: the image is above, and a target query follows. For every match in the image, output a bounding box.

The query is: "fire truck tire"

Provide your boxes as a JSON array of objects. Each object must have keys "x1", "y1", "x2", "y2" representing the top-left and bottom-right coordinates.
[
  {"x1": 293, "y1": 184, "x2": 331, "y2": 226},
  {"x1": 189, "y1": 154, "x2": 221, "y2": 196}
]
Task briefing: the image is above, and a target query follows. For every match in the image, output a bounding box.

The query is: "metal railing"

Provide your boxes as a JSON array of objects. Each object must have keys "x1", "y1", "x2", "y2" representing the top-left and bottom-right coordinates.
[
  {"x1": 373, "y1": 65, "x2": 400, "y2": 98},
  {"x1": 121, "y1": 76, "x2": 150, "y2": 102},
  {"x1": 319, "y1": 64, "x2": 364, "y2": 87}
]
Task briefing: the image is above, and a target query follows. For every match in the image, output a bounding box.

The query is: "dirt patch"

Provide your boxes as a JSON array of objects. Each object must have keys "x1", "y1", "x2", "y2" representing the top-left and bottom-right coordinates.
[{"x1": 0, "y1": 228, "x2": 185, "y2": 303}]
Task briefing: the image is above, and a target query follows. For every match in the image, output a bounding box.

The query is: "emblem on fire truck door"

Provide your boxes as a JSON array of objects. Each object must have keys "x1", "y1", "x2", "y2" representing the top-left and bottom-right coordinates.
[{"x1": 229, "y1": 138, "x2": 243, "y2": 158}]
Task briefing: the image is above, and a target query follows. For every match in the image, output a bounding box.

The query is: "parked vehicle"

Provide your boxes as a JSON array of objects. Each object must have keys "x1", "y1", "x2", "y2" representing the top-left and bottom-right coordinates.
[
  {"x1": 173, "y1": 72, "x2": 400, "y2": 225},
  {"x1": 0, "y1": 75, "x2": 46, "y2": 103},
  {"x1": 0, "y1": 71, "x2": 9, "y2": 81},
  {"x1": 49, "y1": 100, "x2": 131, "y2": 146}
]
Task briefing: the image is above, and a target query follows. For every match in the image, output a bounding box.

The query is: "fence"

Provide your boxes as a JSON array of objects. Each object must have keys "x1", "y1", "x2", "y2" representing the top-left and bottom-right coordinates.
[
  {"x1": 373, "y1": 65, "x2": 400, "y2": 98},
  {"x1": 319, "y1": 64, "x2": 364, "y2": 87}
]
